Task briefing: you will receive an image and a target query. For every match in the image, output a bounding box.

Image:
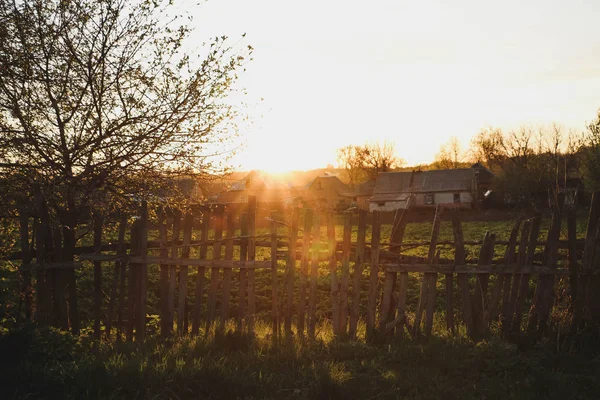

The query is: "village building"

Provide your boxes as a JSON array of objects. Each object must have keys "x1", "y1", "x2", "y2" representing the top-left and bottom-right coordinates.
[
  {"x1": 300, "y1": 174, "x2": 354, "y2": 210},
  {"x1": 369, "y1": 165, "x2": 494, "y2": 212},
  {"x1": 353, "y1": 179, "x2": 377, "y2": 210}
]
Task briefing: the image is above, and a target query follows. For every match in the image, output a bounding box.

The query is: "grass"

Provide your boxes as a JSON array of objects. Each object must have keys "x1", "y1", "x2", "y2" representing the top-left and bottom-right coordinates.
[
  {"x1": 0, "y1": 209, "x2": 598, "y2": 398},
  {"x1": 0, "y1": 321, "x2": 599, "y2": 399}
]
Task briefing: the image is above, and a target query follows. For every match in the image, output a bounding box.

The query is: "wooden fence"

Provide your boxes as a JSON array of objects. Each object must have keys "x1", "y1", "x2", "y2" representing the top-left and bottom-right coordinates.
[{"x1": 7, "y1": 193, "x2": 600, "y2": 343}]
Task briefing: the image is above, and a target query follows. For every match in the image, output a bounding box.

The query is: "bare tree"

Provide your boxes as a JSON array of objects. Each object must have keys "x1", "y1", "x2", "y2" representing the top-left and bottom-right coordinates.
[
  {"x1": 336, "y1": 145, "x2": 365, "y2": 187},
  {"x1": 336, "y1": 141, "x2": 404, "y2": 183},
  {"x1": 434, "y1": 136, "x2": 463, "y2": 169}
]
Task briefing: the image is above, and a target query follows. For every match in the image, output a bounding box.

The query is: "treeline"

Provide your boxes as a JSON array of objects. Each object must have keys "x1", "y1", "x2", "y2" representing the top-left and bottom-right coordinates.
[{"x1": 336, "y1": 110, "x2": 600, "y2": 208}]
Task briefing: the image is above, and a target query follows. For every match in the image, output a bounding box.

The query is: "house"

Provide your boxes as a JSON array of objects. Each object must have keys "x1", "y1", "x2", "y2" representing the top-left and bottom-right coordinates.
[
  {"x1": 214, "y1": 170, "x2": 288, "y2": 209},
  {"x1": 353, "y1": 179, "x2": 377, "y2": 210},
  {"x1": 301, "y1": 174, "x2": 354, "y2": 210},
  {"x1": 369, "y1": 165, "x2": 494, "y2": 212}
]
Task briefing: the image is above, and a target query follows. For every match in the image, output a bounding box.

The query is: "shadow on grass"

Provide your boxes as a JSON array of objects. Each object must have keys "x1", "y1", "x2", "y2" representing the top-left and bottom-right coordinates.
[{"x1": 0, "y1": 321, "x2": 599, "y2": 399}]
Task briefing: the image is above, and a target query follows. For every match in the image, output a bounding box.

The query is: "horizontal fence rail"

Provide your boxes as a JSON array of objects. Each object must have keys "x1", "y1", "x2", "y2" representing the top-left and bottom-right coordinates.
[{"x1": 4, "y1": 192, "x2": 600, "y2": 344}]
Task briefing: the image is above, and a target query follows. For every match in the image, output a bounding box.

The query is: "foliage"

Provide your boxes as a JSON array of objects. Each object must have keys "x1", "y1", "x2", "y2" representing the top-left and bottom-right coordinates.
[
  {"x1": 470, "y1": 124, "x2": 580, "y2": 207},
  {"x1": 0, "y1": 0, "x2": 251, "y2": 224},
  {"x1": 581, "y1": 109, "x2": 600, "y2": 191}
]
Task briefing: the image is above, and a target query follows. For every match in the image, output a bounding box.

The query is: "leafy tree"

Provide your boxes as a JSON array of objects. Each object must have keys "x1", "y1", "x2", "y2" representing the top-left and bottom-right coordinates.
[
  {"x1": 469, "y1": 125, "x2": 578, "y2": 207},
  {"x1": 581, "y1": 109, "x2": 600, "y2": 191},
  {"x1": 0, "y1": 0, "x2": 251, "y2": 227}
]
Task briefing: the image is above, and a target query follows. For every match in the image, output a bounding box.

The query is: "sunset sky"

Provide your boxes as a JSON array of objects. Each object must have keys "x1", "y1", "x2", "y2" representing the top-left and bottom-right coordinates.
[{"x1": 186, "y1": 0, "x2": 600, "y2": 172}]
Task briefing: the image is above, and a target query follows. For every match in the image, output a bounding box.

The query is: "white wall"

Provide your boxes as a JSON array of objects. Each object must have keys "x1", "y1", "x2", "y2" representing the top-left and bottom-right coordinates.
[{"x1": 369, "y1": 201, "x2": 407, "y2": 212}]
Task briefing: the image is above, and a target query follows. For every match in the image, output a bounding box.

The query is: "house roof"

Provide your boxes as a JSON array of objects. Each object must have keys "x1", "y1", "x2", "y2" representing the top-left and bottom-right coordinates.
[
  {"x1": 372, "y1": 172, "x2": 413, "y2": 195},
  {"x1": 411, "y1": 169, "x2": 474, "y2": 193},
  {"x1": 305, "y1": 175, "x2": 349, "y2": 193},
  {"x1": 370, "y1": 192, "x2": 412, "y2": 203},
  {"x1": 372, "y1": 167, "x2": 493, "y2": 199},
  {"x1": 354, "y1": 179, "x2": 377, "y2": 196}
]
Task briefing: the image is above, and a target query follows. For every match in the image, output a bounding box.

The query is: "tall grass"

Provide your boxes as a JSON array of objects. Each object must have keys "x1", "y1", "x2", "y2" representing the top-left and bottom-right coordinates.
[{"x1": 1, "y1": 320, "x2": 599, "y2": 399}]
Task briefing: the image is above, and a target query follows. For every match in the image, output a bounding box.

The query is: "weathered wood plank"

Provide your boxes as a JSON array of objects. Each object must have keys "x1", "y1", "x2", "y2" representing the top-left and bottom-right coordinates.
[
  {"x1": 270, "y1": 211, "x2": 279, "y2": 342},
  {"x1": 246, "y1": 196, "x2": 257, "y2": 335},
  {"x1": 493, "y1": 220, "x2": 521, "y2": 330},
  {"x1": 424, "y1": 206, "x2": 443, "y2": 337},
  {"x1": 18, "y1": 212, "x2": 33, "y2": 322},
  {"x1": 192, "y1": 209, "x2": 209, "y2": 335},
  {"x1": 452, "y1": 211, "x2": 473, "y2": 338},
  {"x1": 529, "y1": 194, "x2": 563, "y2": 334},
  {"x1": 238, "y1": 213, "x2": 248, "y2": 332},
  {"x1": 167, "y1": 210, "x2": 181, "y2": 335},
  {"x1": 339, "y1": 212, "x2": 352, "y2": 336},
  {"x1": 93, "y1": 214, "x2": 104, "y2": 340},
  {"x1": 285, "y1": 208, "x2": 299, "y2": 335},
  {"x1": 327, "y1": 212, "x2": 340, "y2": 338},
  {"x1": 512, "y1": 216, "x2": 541, "y2": 335},
  {"x1": 349, "y1": 210, "x2": 367, "y2": 339},
  {"x1": 206, "y1": 205, "x2": 224, "y2": 333},
  {"x1": 177, "y1": 213, "x2": 193, "y2": 335},
  {"x1": 219, "y1": 211, "x2": 235, "y2": 333},
  {"x1": 308, "y1": 211, "x2": 322, "y2": 338},
  {"x1": 157, "y1": 212, "x2": 170, "y2": 337},
  {"x1": 298, "y1": 209, "x2": 313, "y2": 336},
  {"x1": 366, "y1": 211, "x2": 381, "y2": 341},
  {"x1": 502, "y1": 220, "x2": 530, "y2": 336},
  {"x1": 107, "y1": 213, "x2": 127, "y2": 339},
  {"x1": 135, "y1": 203, "x2": 149, "y2": 342},
  {"x1": 472, "y1": 231, "x2": 490, "y2": 336}
]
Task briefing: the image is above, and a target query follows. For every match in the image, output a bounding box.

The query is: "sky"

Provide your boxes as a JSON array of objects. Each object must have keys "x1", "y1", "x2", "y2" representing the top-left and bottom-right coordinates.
[{"x1": 182, "y1": 0, "x2": 600, "y2": 172}]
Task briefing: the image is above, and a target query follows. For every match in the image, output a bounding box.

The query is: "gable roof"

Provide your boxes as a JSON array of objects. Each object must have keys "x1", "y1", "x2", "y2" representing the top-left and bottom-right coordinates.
[
  {"x1": 411, "y1": 169, "x2": 474, "y2": 193},
  {"x1": 372, "y1": 168, "x2": 487, "y2": 198},
  {"x1": 372, "y1": 172, "x2": 413, "y2": 195}
]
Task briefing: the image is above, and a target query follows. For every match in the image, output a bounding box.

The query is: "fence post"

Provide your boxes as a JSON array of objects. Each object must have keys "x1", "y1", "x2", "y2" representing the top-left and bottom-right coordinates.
[
  {"x1": 270, "y1": 211, "x2": 279, "y2": 342},
  {"x1": 192, "y1": 209, "x2": 210, "y2": 336},
  {"x1": 135, "y1": 202, "x2": 149, "y2": 342},
  {"x1": 487, "y1": 219, "x2": 520, "y2": 331},
  {"x1": 93, "y1": 213, "x2": 104, "y2": 340},
  {"x1": 18, "y1": 211, "x2": 33, "y2": 322},
  {"x1": 177, "y1": 212, "x2": 193, "y2": 335},
  {"x1": 327, "y1": 212, "x2": 339, "y2": 337},
  {"x1": 116, "y1": 213, "x2": 128, "y2": 341},
  {"x1": 107, "y1": 212, "x2": 127, "y2": 339},
  {"x1": 207, "y1": 205, "x2": 224, "y2": 334},
  {"x1": 285, "y1": 208, "x2": 299, "y2": 336},
  {"x1": 339, "y1": 212, "x2": 352, "y2": 336},
  {"x1": 366, "y1": 210, "x2": 381, "y2": 342},
  {"x1": 528, "y1": 194, "x2": 563, "y2": 335},
  {"x1": 247, "y1": 196, "x2": 257, "y2": 335},
  {"x1": 219, "y1": 210, "x2": 235, "y2": 333},
  {"x1": 573, "y1": 192, "x2": 600, "y2": 331},
  {"x1": 51, "y1": 226, "x2": 68, "y2": 331},
  {"x1": 238, "y1": 213, "x2": 248, "y2": 332},
  {"x1": 158, "y1": 211, "x2": 170, "y2": 337},
  {"x1": 308, "y1": 210, "x2": 322, "y2": 339},
  {"x1": 167, "y1": 210, "x2": 181, "y2": 335},
  {"x1": 513, "y1": 216, "x2": 541, "y2": 335},
  {"x1": 452, "y1": 211, "x2": 473, "y2": 338},
  {"x1": 349, "y1": 209, "x2": 367, "y2": 339},
  {"x1": 298, "y1": 209, "x2": 313, "y2": 336},
  {"x1": 423, "y1": 206, "x2": 443, "y2": 337}
]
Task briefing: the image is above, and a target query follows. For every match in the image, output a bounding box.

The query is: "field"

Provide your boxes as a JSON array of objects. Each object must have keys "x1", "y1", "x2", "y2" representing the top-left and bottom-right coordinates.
[{"x1": 0, "y1": 211, "x2": 599, "y2": 399}]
